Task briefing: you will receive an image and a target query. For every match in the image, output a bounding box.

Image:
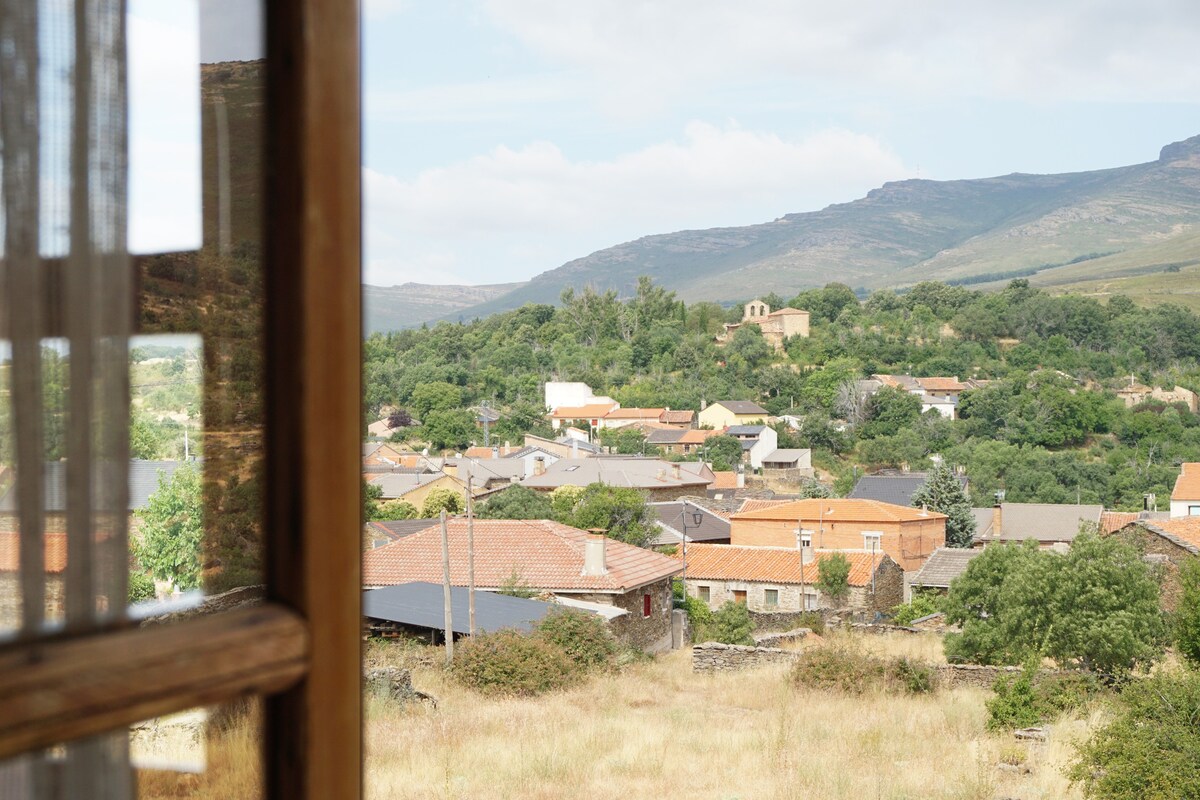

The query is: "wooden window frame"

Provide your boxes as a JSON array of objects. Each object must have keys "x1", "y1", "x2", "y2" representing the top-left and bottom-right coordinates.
[{"x1": 0, "y1": 0, "x2": 363, "y2": 797}]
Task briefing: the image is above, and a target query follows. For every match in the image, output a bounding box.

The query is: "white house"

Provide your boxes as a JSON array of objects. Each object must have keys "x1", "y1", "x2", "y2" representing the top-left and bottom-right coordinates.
[
  {"x1": 1171, "y1": 463, "x2": 1200, "y2": 518},
  {"x1": 725, "y1": 425, "x2": 778, "y2": 470}
]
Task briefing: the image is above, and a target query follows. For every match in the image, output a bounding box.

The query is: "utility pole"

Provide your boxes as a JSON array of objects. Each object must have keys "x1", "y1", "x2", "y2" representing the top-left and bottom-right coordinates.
[
  {"x1": 440, "y1": 510, "x2": 454, "y2": 663},
  {"x1": 467, "y1": 477, "x2": 476, "y2": 637},
  {"x1": 482, "y1": 401, "x2": 490, "y2": 446}
]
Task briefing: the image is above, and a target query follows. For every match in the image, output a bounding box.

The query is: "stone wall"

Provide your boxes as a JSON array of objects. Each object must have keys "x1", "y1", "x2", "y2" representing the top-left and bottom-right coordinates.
[
  {"x1": 596, "y1": 577, "x2": 675, "y2": 653},
  {"x1": 1110, "y1": 526, "x2": 1196, "y2": 611},
  {"x1": 934, "y1": 664, "x2": 1074, "y2": 690},
  {"x1": 692, "y1": 642, "x2": 801, "y2": 673},
  {"x1": 0, "y1": 574, "x2": 65, "y2": 628},
  {"x1": 753, "y1": 627, "x2": 811, "y2": 647}
]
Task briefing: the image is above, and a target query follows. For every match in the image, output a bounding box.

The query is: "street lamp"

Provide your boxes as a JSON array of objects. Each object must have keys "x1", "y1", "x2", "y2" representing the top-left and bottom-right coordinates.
[{"x1": 679, "y1": 506, "x2": 704, "y2": 591}]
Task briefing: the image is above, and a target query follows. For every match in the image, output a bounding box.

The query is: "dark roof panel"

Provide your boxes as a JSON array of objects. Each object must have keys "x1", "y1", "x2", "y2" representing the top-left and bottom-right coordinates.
[{"x1": 363, "y1": 582, "x2": 555, "y2": 634}]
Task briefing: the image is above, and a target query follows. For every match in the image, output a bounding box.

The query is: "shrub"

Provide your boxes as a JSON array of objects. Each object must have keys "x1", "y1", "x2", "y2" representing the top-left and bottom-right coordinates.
[
  {"x1": 128, "y1": 571, "x2": 157, "y2": 603},
  {"x1": 1069, "y1": 670, "x2": 1200, "y2": 799},
  {"x1": 986, "y1": 661, "x2": 1103, "y2": 731},
  {"x1": 891, "y1": 594, "x2": 941, "y2": 626},
  {"x1": 536, "y1": 609, "x2": 617, "y2": 672},
  {"x1": 794, "y1": 611, "x2": 825, "y2": 635},
  {"x1": 450, "y1": 630, "x2": 576, "y2": 696},
  {"x1": 1175, "y1": 559, "x2": 1200, "y2": 667},
  {"x1": 707, "y1": 601, "x2": 755, "y2": 645},
  {"x1": 420, "y1": 488, "x2": 464, "y2": 518},
  {"x1": 497, "y1": 569, "x2": 537, "y2": 599},
  {"x1": 793, "y1": 643, "x2": 936, "y2": 695},
  {"x1": 816, "y1": 553, "x2": 851, "y2": 606}
]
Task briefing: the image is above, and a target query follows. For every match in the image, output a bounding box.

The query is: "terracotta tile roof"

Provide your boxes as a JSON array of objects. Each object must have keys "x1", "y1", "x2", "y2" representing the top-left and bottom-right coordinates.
[
  {"x1": 1100, "y1": 511, "x2": 1141, "y2": 534},
  {"x1": 1147, "y1": 517, "x2": 1200, "y2": 551},
  {"x1": 915, "y1": 377, "x2": 965, "y2": 392},
  {"x1": 0, "y1": 532, "x2": 68, "y2": 574},
  {"x1": 362, "y1": 519, "x2": 682, "y2": 592},
  {"x1": 660, "y1": 410, "x2": 695, "y2": 424},
  {"x1": 711, "y1": 471, "x2": 739, "y2": 490},
  {"x1": 767, "y1": 307, "x2": 808, "y2": 317},
  {"x1": 463, "y1": 446, "x2": 521, "y2": 459},
  {"x1": 1172, "y1": 463, "x2": 1200, "y2": 501},
  {"x1": 737, "y1": 498, "x2": 792, "y2": 514},
  {"x1": 550, "y1": 403, "x2": 619, "y2": 419},
  {"x1": 680, "y1": 544, "x2": 887, "y2": 586},
  {"x1": 604, "y1": 407, "x2": 666, "y2": 420},
  {"x1": 732, "y1": 498, "x2": 948, "y2": 524},
  {"x1": 678, "y1": 428, "x2": 722, "y2": 445}
]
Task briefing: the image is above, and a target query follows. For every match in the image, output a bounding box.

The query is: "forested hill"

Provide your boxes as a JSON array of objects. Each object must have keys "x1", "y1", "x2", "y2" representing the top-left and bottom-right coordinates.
[
  {"x1": 366, "y1": 278, "x2": 1200, "y2": 512},
  {"x1": 421, "y1": 134, "x2": 1200, "y2": 323}
]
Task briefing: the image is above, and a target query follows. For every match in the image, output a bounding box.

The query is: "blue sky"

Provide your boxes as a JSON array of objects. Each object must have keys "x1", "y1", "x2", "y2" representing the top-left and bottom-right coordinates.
[{"x1": 134, "y1": 1, "x2": 1200, "y2": 287}]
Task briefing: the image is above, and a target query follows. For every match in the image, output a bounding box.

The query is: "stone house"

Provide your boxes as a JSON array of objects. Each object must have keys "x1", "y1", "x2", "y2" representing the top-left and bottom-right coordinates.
[
  {"x1": 361, "y1": 519, "x2": 683, "y2": 651},
  {"x1": 646, "y1": 427, "x2": 724, "y2": 456},
  {"x1": 1116, "y1": 381, "x2": 1199, "y2": 413},
  {"x1": 730, "y1": 498, "x2": 947, "y2": 572},
  {"x1": 972, "y1": 502, "x2": 1104, "y2": 547},
  {"x1": 0, "y1": 532, "x2": 67, "y2": 627},
  {"x1": 1171, "y1": 463, "x2": 1200, "y2": 518},
  {"x1": 1106, "y1": 518, "x2": 1200, "y2": 611},
  {"x1": 681, "y1": 544, "x2": 903, "y2": 614},
  {"x1": 719, "y1": 300, "x2": 810, "y2": 352},
  {"x1": 698, "y1": 400, "x2": 770, "y2": 430},
  {"x1": 907, "y1": 547, "x2": 984, "y2": 599}
]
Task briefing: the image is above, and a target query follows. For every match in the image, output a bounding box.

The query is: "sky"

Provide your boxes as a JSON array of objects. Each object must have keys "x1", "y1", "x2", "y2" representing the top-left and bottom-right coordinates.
[{"x1": 131, "y1": 1, "x2": 1200, "y2": 287}]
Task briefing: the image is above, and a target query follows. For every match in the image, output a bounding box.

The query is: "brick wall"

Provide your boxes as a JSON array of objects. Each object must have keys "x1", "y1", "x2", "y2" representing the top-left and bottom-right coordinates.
[{"x1": 730, "y1": 518, "x2": 944, "y2": 571}]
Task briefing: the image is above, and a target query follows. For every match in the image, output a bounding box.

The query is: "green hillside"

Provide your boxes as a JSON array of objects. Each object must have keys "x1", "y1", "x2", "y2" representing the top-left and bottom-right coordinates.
[{"x1": 424, "y1": 135, "x2": 1200, "y2": 324}]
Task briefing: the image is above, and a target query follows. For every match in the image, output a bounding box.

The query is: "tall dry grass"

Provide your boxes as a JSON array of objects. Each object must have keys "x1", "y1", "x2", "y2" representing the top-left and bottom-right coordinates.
[{"x1": 366, "y1": 647, "x2": 1090, "y2": 800}]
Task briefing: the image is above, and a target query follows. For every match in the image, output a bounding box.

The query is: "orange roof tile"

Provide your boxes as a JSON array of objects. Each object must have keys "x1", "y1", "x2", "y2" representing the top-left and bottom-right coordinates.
[
  {"x1": 680, "y1": 544, "x2": 888, "y2": 586},
  {"x1": 1100, "y1": 511, "x2": 1140, "y2": 534},
  {"x1": 678, "y1": 428, "x2": 723, "y2": 444},
  {"x1": 711, "y1": 471, "x2": 739, "y2": 490},
  {"x1": 462, "y1": 446, "x2": 520, "y2": 459},
  {"x1": 732, "y1": 498, "x2": 948, "y2": 524},
  {"x1": 1172, "y1": 463, "x2": 1200, "y2": 501},
  {"x1": 551, "y1": 403, "x2": 619, "y2": 419},
  {"x1": 1148, "y1": 517, "x2": 1200, "y2": 550},
  {"x1": 916, "y1": 377, "x2": 965, "y2": 392},
  {"x1": 737, "y1": 499, "x2": 792, "y2": 514},
  {"x1": 604, "y1": 407, "x2": 666, "y2": 420},
  {"x1": 660, "y1": 410, "x2": 695, "y2": 424},
  {"x1": 0, "y1": 532, "x2": 68, "y2": 574},
  {"x1": 362, "y1": 519, "x2": 681, "y2": 592}
]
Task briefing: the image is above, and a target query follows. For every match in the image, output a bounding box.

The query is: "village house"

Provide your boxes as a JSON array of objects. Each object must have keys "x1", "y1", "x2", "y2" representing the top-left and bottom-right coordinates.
[
  {"x1": 367, "y1": 471, "x2": 471, "y2": 509},
  {"x1": 1115, "y1": 380, "x2": 1199, "y2": 412},
  {"x1": 972, "y1": 502, "x2": 1104, "y2": 548},
  {"x1": 730, "y1": 498, "x2": 947, "y2": 572},
  {"x1": 1107, "y1": 517, "x2": 1200, "y2": 611},
  {"x1": 543, "y1": 380, "x2": 616, "y2": 413},
  {"x1": 649, "y1": 499, "x2": 732, "y2": 546},
  {"x1": 521, "y1": 457, "x2": 715, "y2": 501},
  {"x1": 522, "y1": 432, "x2": 602, "y2": 459},
  {"x1": 1171, "y1": 462, "x2": 1200, "y2": 518},
  {"x1": 681, "y1": 544, "x2": 903, "y2": 614},
  {"x1": 362, "y1": 519, "x2": 684, "y2": 651},
  {"x1": 719, "y1": 300, "x2": 811, "y2": 352},
  {"x1": 646, "y1": 427, "x2": 724, "y2": 456},
  {"x1": 725, "y1": 425, "x2": 778, "y2": 469},
  {"x1": 760, "y1": 449, "x2": 814, "y2": 475},
  {"x1": 549, "y1": 401, "x2": 620, "y2": 432},
  {"x1": 659, "y1": 409, "x2": 696, "y2": 428},
  {"x1": 0, "y1": 532, "x2": 67, "y2": 625},
  {"x1": 698, "y1": 400, "x2": 770, "y2": 429},
  {"x1": 363, "y1": 518, "x2": 441, "y2": 550},
  {"x1": 848, "y1": 470, "x2": 969, "y2": 507},
  {"x1": 871, "y1": 374, "x2": 970, "y2": 419},
  {"x1": 597, "y1": 407, "x2": 667, "y2": 430},
  {"x1": 907, "y1": 547, "x2": 984, "y2": 598}
]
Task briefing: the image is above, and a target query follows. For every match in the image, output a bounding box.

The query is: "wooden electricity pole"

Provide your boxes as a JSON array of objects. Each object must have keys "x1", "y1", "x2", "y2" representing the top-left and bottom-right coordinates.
[
  {"x1": 467, "y1": 477, "x2": 476, "y2": 636},
  {"x1": 440, "y1": 510, "x2": 453, "y2": 663}
]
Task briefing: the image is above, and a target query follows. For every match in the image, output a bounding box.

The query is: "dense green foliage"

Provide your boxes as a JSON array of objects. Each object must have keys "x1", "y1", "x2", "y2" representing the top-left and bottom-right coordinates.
[
  {"x1": 815, "y1": 553, "x2": 851, "y2": 606},
  {"x1": 705, "y1": 601, "x2": 756, "y2": 645},
  {"x1": 910, "y1": 462, "x2": 976, "y2": 547},
  {"x1": 420, "y1": 488, "x2": 464, "y2": 518},
  {"x1": 127, "y1": 571, "x2": 158, "y2": 603},
  {"x1": 792, "y1": 643, "x2": 937, "y2": 695},
  {"x1": 535, "y1": 609, "x2": 618, "y2": 671},
  {"x1": 943, "y1": 534, "x2": 1164, "y2": 673},
  {"x1": 891, "y1": 593, "x2": 941, "y2": 626},
  {"x1": 364, "y1": 277, "x2": 1200, "y2": 510},
  {"x1": 1069, "y1": 670, "x2": 1200, "y2": 799},
  {"x1": 134, "y1": 464, "x2": 204, "y2": 591},
  {"x1": 986, "y1": 661, "x2": 1102, "y2": 731},
  {"x1": 555, "y1": 484, "x2": 658, "y2": 548},
  {"x1": 1175, "y1": 559, "x2": 1200, "y2": 667},
  {"x1": 476, "y1": 485, "x2": 553, "y2": 520},
  {"x1": 449, "y1": 630, "x2": 577, "y2": 696}
]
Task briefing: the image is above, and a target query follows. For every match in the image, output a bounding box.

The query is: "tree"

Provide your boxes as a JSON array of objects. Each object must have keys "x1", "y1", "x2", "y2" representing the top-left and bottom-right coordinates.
[
  {"x1": 409, "y1": 381, "x2": 462, "y2": 419},
  {"x1": 561, "y1": 483, "x2": 657, "y2": 548},
  {"x1": 373, "y1": 499, "x2": 419, "y2": 521},
  {"x1": 477, "y1": 485, "x2": 552, "y2": 520},
  {"x1": 134, "y1": 464, "x2": 204, "y2": 591},
  {"x1": 421, "y1": 488, "x2": 464, "y2": 518},
  {"x1": 708, "y1": 601, "x2": 755, "y2": 645},
  {"x1": 860, "y1": 386, "x2": 922, "y2": 439},
  {"x1": 1175, "y1": 559, "x2": 1200, "y2": 667},
  {"x1": 598, "y1": 426, "x2": 650, "y2": 455},
  {"x1": 387, "y1": 408, "x2": 413, "y2": 429},
  {"x1": 910, "y1": 462, "x2": 976, "y2": 547},
  {"x1": 363, "y1": 479, "x2": 384, "y2": 521},
  {"x1": 816, "y1": 553, "x2": 852, "y2": 606},
  {"x1": 703, "y1": 434, "x2": 744, "y2": 472},
  {"x1": 944, "y1": 533, "x2": 1164, "y2": 673},
  {"x1": 421, "y1": 408, "x2": 476, "y2": 451}
]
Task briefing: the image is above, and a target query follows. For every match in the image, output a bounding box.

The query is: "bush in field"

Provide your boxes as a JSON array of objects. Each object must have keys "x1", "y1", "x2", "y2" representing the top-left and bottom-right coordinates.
[
  {"x1": 707, "y1": 601, "x2": 755, "y2": 646},
  {"x1": 792, "y1": 643, "x2": 937, "y2": 695},
  {"x1": 1069, "y1": 670, "x2": 1200, "y2": 799},
  {"x1": 450, "y1": 630, "x2": 576, "y2": 696},
  {"x1": 794, "y1": 611, "x2": 825, "y2": 635},
  {"x1": 128, "y1": 571, "x2": 157, "y2": 603},
  {"x1": 891, "y1": 594, "x2": 941, "y2": 626},
  {"x1": 986, "y1": 661, "x2": 1104, "y2": 731},
  {"x1": 536, "y1": 609, "x2": 617, "y2": 672}
]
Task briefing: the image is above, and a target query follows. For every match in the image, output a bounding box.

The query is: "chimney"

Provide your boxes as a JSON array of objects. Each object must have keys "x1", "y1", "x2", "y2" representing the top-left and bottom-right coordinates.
[
  {"x1": 992, "y1": 500, "x2": 1003, "y2": 539},
  {"x1": 571, "y1": 438, "x2": 579, "y2": 457},
  {"x1": 656, "y1": 468, "x2": 665, "y2": 480},
  {"x1": 671, "y1": 463, "x2": 681, "y2": 481},
  {"x1": 736, "y1": 468, "x2": 745, "y2": 489},
  {"x1": 583, "y1": 534, "x2": 608, "y2": 576},
  {"x1": 801, "y1": 547, "x2": 814, "y2": 566},
  {"x1": 492, "y1": 446, "x2": 499, "y2": 458},
  {"x1": 534, "y1": 456, "x2": 546, "y2": 476}
]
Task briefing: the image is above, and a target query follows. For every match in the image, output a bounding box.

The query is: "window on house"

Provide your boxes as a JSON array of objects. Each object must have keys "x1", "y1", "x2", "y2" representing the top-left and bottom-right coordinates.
[
  {"x1": 698, "y1": 585, "x2": 710, "y2": 602},
  {"x1": 643, "y1": 593, "x2": 652, "y2": 617},
  {"x1": 863, "y1": 531, "x2": 883, "y2": 549},
  {"x1": 764, "y1": 589, "x2": 779, "y2": 607},
  {"x1": 1189, "y1": 505, "x2": 1200, "y2": 516}
]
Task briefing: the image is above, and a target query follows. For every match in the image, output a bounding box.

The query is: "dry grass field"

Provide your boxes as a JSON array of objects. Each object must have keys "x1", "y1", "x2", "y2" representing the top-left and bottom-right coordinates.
[{"x1": 136, "y1": 633, "x2": 1097, "y2": 800}]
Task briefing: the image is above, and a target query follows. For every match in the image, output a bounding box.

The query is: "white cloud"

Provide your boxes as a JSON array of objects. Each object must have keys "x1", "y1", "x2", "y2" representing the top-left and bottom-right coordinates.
[
  {"x1": 364, "y1": 123, "x2": 910, "y2": 285},
  {"x1": 481, "y1": 0, "x2": 1200, "y2": 107}
]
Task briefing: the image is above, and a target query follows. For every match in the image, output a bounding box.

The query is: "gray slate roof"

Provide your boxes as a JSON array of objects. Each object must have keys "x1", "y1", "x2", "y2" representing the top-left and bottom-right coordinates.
[
  {"x1": 910, "y1": 547, "x2": 983, "y2": 588},
  {"x1": 363, "y1": 582, "x2": 556, "y2": 634},
  {"x1": 761, "y1": 449, "x2": 811, "y2": 468},
  {"x1": 649, "y1": 499, "x2": 732, "y2": 545},
  {"x1": 369, "y1": 472, "x2": 452, "y2": 499},
  {"x1": 726, "y1": 425, "x2": 767, "y2": 437},
  {"x1": 713, "y1": 401, "x2": 769, "y2": 415},
  {"x1": 521, "y1": 458, "x2": 712, "y2": 490},
  {"x1": 645, "y1": 428, "x2": 687, "y2": 445},
  {"x1": 0, "y1": 460, "x2": 191, "y2": 512},
  {"x1": 990, "y1": 503, "x2": 1104, "y2": 543},
  {"x1": 457, "y1": 458, "x2": 525, "y2": 484},
  {"x1": 848, "y1": 472, "x2": 968, "y2": 507}
]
